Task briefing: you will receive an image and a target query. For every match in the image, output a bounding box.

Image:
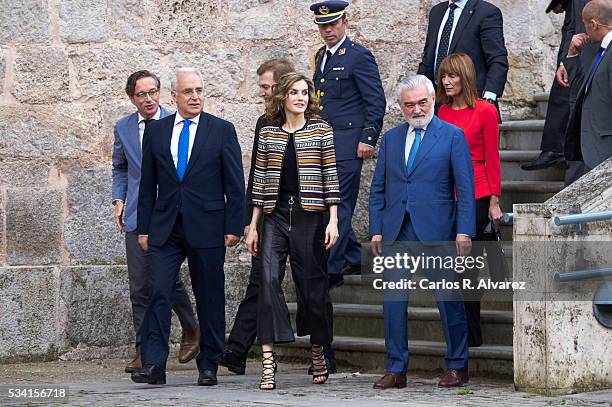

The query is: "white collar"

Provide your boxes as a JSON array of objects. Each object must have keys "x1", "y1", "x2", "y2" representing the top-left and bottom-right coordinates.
[
  {"x1": 449, "y1": 0, "x2": 468, "y2": 11},
  {"x1": 138, "y1": 108, "x2": 161, "y2": 123},
  {"x1": 174, "y1": 112, "x2": 200, "y2": 126},
  {"x1": 601, "y1": 30, "x2": 612, "y2": 51},
  {"x1": 326, "y1": 35, "x2": 348, "y2": 55}
]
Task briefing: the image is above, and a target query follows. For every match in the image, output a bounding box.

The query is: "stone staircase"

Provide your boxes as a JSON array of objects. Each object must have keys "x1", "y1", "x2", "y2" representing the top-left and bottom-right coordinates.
[{"x1": 275, "y1": 93, "x2": 564, "y2": 377}]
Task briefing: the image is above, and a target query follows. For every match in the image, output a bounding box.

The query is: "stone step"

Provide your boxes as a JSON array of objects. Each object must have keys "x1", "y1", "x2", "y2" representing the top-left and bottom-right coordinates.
[
  {"x1": 533, "y1": 92, "x2": 549, "y2": 119},
  {"x1": 499, "y1": 180, "x2": 563, "y2": 213},
  {"x1": 330, "y1": 275, "x2": 514, "y2": 311},
  {"x1": 274, "y1": 335, "x2": 513, "y2": 377},
  {"x1": 499, "y1": 120, "x2": 544, "y2": 150},
  {"x1": 287, "y1": 303, "x2": 513, "y2": 346},
  {"x1": 500, "y1": 150, "x2": 565, "y2": 182}
]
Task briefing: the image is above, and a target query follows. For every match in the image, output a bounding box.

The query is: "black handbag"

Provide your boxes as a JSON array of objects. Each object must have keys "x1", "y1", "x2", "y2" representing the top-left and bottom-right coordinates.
[{"x1": 481, "y1": 221, "x2": 510, "y2": 282}]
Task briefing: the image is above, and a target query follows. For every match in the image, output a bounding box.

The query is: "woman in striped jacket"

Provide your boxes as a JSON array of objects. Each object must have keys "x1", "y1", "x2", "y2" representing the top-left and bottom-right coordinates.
[{"x1": 245, "y1": 72, "x2": 340, "y2": 390}]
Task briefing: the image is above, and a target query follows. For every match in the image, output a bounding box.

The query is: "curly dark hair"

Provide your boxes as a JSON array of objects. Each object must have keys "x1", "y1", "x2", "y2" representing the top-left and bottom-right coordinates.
[{"x1": 265, "y1": 72, "x2": 320, "y2": 127}]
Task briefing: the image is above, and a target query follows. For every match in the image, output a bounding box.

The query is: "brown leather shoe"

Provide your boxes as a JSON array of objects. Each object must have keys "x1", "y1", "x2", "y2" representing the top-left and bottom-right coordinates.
[
  {"x1": 125, "y1": 353, "x2": 142, "y2": 373},
  {"x1": 178, "y1": 322, "x2": 200, "y2": 363},
  {"x1": 373, "y1": 372, "x2": 407, "y2": 389},
  {"x1": 438, "y1": 368, "x2": 468, "y2": 387}
]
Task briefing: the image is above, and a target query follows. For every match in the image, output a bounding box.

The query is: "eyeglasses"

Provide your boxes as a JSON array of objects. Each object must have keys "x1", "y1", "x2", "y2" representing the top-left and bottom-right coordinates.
[
  {"x1": 180, "y1": 88, "x2": 204, "y2": 97},
  {"x1": 134, "y1": 89, "x2": 159, "y2": 99}
]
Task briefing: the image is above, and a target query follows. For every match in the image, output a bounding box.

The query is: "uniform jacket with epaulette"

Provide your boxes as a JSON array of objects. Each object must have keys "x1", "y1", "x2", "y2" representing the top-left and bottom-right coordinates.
[{"x1": 313, "y1": 37, "x2": 386, "y2": 161}]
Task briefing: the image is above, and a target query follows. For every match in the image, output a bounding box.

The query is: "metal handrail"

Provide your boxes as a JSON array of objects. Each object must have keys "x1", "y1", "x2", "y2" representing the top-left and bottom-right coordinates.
[
  {"x1": 553, "y1": 211, "x2": 612, "y2": 226},
  {"x1": 554, "y1": 268, "x2": 612, "y2": 283}
]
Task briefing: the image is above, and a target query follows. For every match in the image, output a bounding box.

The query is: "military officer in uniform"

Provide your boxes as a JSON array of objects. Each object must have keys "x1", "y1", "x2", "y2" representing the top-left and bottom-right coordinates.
[{"x1": 310, "y1": 0, "x2": 387, "y2": 372}]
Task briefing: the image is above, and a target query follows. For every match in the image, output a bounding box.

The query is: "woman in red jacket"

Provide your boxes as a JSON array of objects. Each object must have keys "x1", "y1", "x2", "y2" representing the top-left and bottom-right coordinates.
[{"x1": 437, "y1": 53, "x2": 503, "y2": 347}]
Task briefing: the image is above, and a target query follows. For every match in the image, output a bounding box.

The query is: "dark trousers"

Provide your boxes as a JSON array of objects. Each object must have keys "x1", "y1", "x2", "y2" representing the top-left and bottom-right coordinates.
[
  {"x1": 383, "y1": 214, "x2": 468, "y2": 374},
  {"x1": 462, "y1": 197, "x2": 498, "y2": 347},
  {"x1": 139, "y1": 216, "x2": 226, "y2": 372},
  {"x1": 540, "y1": 76, "x2": 570, "y2": 154},
  {"x1": 226, "y1": 219, "x2": 277, "y2": 357},
  {"x1": 257, "y1": 196, "x2": 333, "y2": 346},
  {"x1": 125, "y1": 231, "x2": 196, "y2": 349},
  {"x1": 327, "y1": 159, "x2": 363, "y2": 275},
  {"x1": 225, "y1": 255, "x2": 261, "y2": 357}
]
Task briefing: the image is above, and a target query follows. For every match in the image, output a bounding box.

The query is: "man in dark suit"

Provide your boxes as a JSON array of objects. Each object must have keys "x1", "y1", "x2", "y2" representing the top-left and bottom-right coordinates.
[
  {"x1": 219, "y1": 59, "x2": 295, "y2": 375},
  {"x1": 131, "y1": 67, "x2": 245, "y2": 386},
  {"x1": 522, "y1": 0, "x2": 573, "y2": 170},
  {"x1": 564, "y1": 0, "x2": 612, "y2": 170},
  {"x1": 310, "y1": 0, "x2": 387, "y2": 373},
  {"x1": 112, "y1": 70, "x2": 199, "y2": 373},
  {"x1": 560, "y1": 0, "x2": 600, "y2": 184},
  {"x1": 418, "y1": 0, "x2": 508, "y2": 113},
  {"x1": 370, "y1": 75, "x2": 475, "y2": 389}
]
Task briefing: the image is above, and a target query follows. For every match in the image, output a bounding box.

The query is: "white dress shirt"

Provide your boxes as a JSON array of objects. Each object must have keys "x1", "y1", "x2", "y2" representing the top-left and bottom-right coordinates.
[
  {"x1": 171, "y1": 112, "x2": 199, "y2": 168},
  {"x1": 138, "y1": 108, "x2": 161, "y2": 147},
  {"x1": 321, "y1": 34, "x2": 348, "y2": 72}
]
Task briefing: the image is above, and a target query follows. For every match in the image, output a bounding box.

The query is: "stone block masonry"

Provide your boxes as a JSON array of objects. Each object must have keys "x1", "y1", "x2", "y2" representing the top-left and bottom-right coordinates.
[{"x1": 0, "y1": 0, "x2": 564, "y2": 362}]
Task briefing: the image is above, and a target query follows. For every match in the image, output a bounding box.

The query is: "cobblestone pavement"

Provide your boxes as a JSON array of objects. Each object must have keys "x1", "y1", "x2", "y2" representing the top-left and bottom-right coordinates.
[{"x1": 0, "y1": 359, "x2": 611, "y2": 406}]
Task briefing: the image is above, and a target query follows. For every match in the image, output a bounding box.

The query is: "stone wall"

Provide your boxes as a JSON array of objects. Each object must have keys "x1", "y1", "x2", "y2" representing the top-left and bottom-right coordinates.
[
  {"x1": 0, "y1": 0, "x2": 563, "y2": 361},
  {"x1": 513, "y1": 158, "x2": 612, "y2": 395}
]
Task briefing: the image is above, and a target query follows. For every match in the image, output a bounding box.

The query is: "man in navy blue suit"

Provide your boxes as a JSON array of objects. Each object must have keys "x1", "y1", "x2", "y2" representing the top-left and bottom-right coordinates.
[
  {"x1": 112, "y1": 70, "x2": 199, "y2": 373},
  {"x1": 132, "y1": 67, "x2": 245, "y2": 386},
  {"x1": 369, "y1": 75, "x2": 475, "y2": 389},
  {"x1": 311, "y1": 0, "x2": 387, "y2": 372}
]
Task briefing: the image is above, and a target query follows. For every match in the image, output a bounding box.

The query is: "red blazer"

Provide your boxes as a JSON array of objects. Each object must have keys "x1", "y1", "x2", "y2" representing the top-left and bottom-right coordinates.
[{"x1": 439, "y1": 99, "x2": 501, "y2": 199}]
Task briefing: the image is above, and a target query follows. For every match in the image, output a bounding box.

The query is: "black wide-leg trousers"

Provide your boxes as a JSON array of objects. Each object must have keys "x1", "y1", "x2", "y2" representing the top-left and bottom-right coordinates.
[{"x1": 256, "y1": 195, "x2": 333, "y2": 346}]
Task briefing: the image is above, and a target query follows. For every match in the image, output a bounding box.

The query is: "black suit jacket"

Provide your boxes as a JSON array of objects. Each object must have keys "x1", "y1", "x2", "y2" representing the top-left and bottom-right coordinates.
[
  {"x1": 137, "y1": 112, "x2": 245, "y2": 248},
  {"x1": 418, "y1": 0, "x2": 509, "y2": 97},
  {"x1": 243, "y1": 114, "x2": 267, "y2": 226}
]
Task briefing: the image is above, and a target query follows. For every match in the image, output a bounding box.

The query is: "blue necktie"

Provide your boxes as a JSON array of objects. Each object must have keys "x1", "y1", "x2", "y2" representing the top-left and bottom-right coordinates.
[
  {"x1": 435, "y1": 3, "x2": 459, "y2": 77},
  {"x1": 176, "y1": 119, "x2": 191, "y2": 181},
  {"x1": 406, "y1": 128, "x2": 422, "y2": 172},
  {"x1": 586, "y1": 46, "x2": 606, "y2": 91}
]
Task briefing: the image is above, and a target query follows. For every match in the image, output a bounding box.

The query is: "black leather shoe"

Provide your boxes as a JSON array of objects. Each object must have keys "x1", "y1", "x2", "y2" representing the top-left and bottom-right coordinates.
[
  {"x1": 219, "y1": 349, "x2": 246, "y2": 375},
  {"x1": 328, "y1": 273, "x2": 344, "y2": 289},
  {"x1": 342, "y1": 264, "x2": 362, "y2": 275},
  {"x1": 521, "y1": 151, "x2": 564, "y2": 171},
  {"x1": 131, "y1": 365, "x2": 166, "y2": 385},
  {"x1": 198, "y1": 369, "x2": 218, "y2": 386}
]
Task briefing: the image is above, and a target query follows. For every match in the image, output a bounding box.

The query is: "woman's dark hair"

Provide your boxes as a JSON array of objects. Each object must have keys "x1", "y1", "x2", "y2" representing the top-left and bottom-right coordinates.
[{"x1": 265, "y1": 72, "x2": 319, "y2": 126}]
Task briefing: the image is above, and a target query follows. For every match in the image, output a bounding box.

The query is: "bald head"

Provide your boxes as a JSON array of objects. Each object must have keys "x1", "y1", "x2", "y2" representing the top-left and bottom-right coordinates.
[
  {"x1": 584, "y1": 0, "x2": 612, "y2": 24},
  {"x1": 583, "y1": 0, "x2": 612, "y2": 41}
]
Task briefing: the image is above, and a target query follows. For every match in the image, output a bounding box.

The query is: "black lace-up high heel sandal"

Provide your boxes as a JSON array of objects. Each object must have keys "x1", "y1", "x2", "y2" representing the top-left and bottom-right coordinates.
[
  {"x1": 260, "y1": 350, "x2": 277, "y2": 390},
  {"x1": 311, "y1": 344, "x2": 329, "y2": 385}
]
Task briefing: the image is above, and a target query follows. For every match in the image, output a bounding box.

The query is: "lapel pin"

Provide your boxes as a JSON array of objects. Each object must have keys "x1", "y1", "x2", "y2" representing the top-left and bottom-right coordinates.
[{"x1": 338, "y1": 48, "x2": 346, "y2": 56}]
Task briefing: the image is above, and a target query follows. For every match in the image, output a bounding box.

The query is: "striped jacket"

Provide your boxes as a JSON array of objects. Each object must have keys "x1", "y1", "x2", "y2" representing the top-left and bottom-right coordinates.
[{"x1": 252, "y1": 119, "x2": 341, "y2": 213}]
